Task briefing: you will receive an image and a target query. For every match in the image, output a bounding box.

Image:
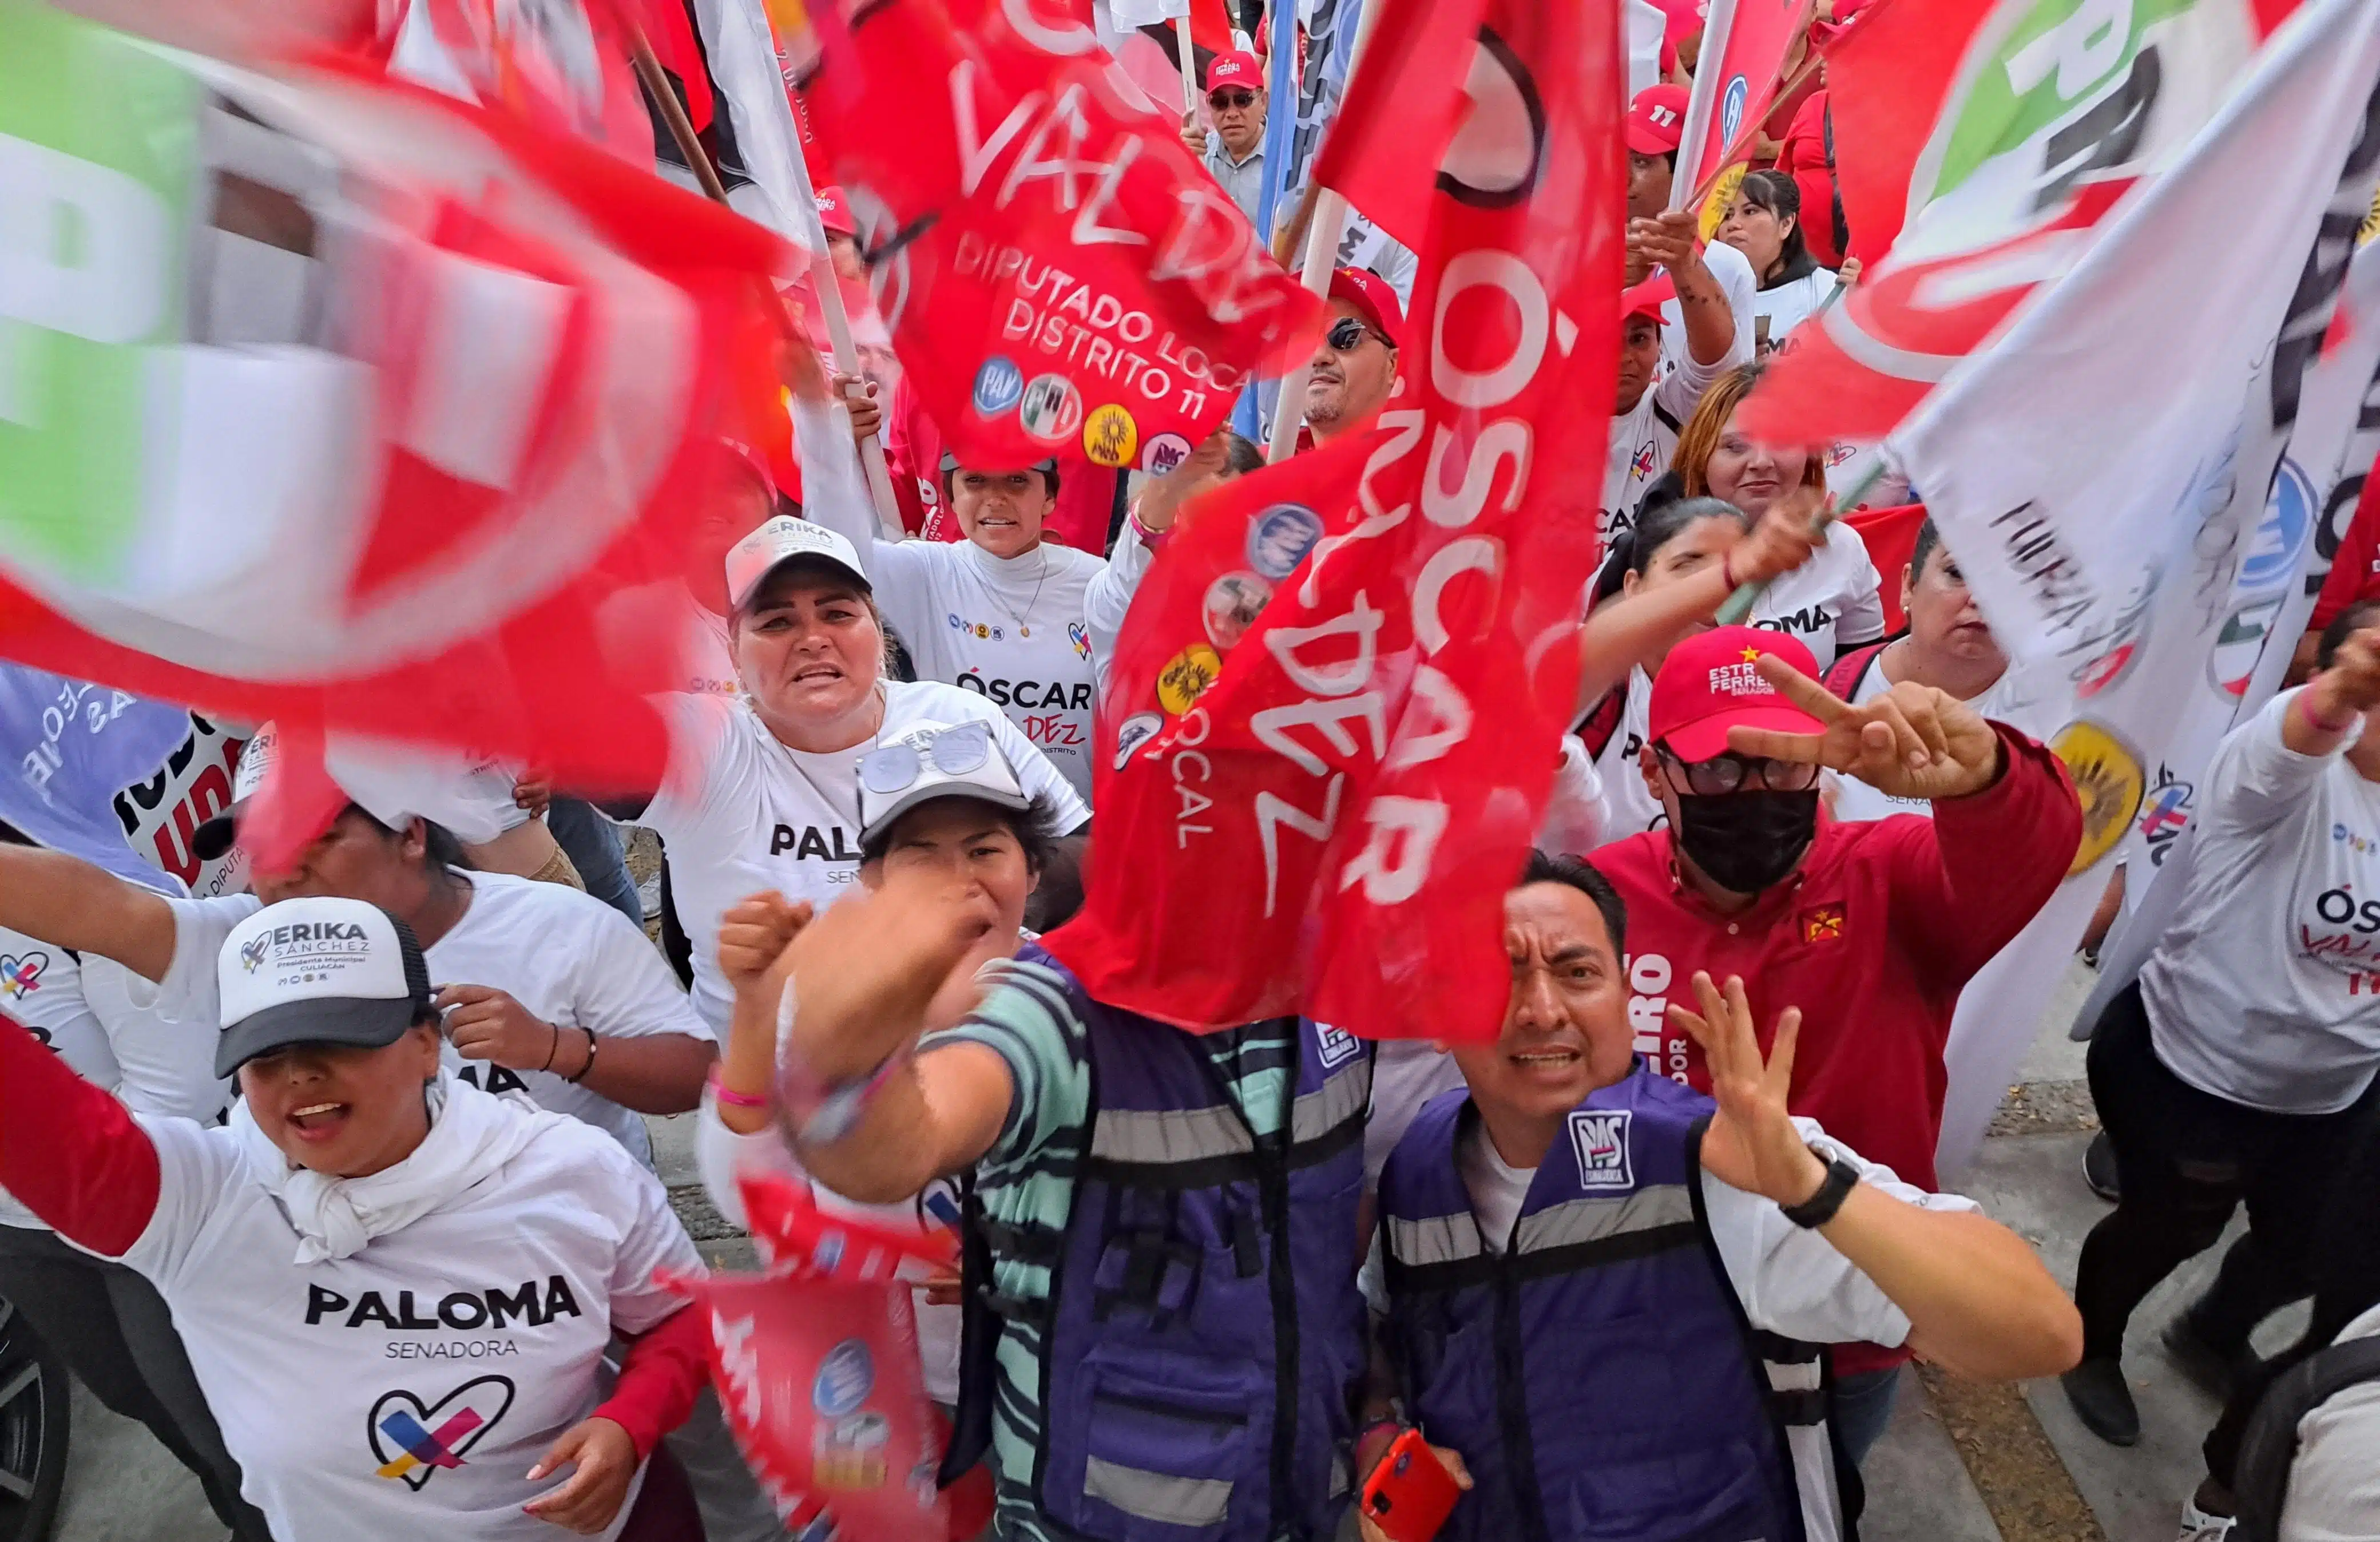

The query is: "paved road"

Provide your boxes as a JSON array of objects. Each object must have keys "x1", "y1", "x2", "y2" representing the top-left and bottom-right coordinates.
[{"x1": 48, "y1": 960, "x2": 2272, "y2": 1542}]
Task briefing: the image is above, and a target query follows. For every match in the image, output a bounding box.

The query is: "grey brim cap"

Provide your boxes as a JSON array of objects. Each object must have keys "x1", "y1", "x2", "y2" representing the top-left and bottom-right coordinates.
[
  {"x1": 213, "y1": 994, "x2": 419, "y2": 1080},
  {"x1": 861, "y1": 779, "x2": 1033, "y2": 846}
]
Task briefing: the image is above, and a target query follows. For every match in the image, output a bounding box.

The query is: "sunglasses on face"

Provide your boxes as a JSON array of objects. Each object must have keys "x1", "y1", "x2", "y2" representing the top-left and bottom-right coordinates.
[
  {"x1": 860, "y1": 722, "x2": 993, "y2": 796},
  {"x1": 1655, "y1": 746, "x2": 1821, "y2": 797},
  {"x1": 1326, "y1": 317, "x2": 1382, "y2": 354},
  {"x1": 1209, "y1": 89, "x2": 1257, "y2": 110}
]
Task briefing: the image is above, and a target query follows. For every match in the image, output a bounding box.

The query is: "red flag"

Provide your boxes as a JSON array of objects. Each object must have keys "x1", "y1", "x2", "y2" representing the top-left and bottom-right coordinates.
[
  {"x1": 1675, "y1": 0, "x2": 1812, "y2": 236},
  {"x1": 0, "y1": 23, "x2": 791, "y2": 862},
  {"x1": 788, "y1": 0, "x2": 1320, "y2": 474},
  {"x1": 1843, "y1": 502, "x2": 1926, "y2": 635},
  {"x1": 1303, "y1": 0, "x2": 1488, "y2": 252},
  {"x1": 1046, "y1": 0, "x2": 1625, "y2": 1041},
  {"x1": 1737, "y1": 0, "x2": 2309, "y2": 449},
  {"x1": 388, "y1": 0, "x2": 656, "y2": 164}
]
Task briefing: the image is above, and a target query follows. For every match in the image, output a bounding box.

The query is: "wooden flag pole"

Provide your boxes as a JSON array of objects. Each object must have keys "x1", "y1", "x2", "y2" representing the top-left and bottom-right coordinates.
[{"x1": 625, "y1": 22, "x2": 904, "y2": 536}]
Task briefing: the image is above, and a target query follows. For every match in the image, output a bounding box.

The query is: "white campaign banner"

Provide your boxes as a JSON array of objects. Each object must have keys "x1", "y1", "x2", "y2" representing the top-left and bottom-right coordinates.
[
  {"x1": 2065, "y1": 239, "x2": 2380, "y2": 1053},
  {"x1": 1891, "y1": 0, "x2": 2380, "y2": 1174}
]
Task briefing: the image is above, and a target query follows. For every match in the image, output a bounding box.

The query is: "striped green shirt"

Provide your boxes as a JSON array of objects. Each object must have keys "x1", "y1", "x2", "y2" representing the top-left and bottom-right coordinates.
[{"x1": 920, "y1": 955, "x2": 1307, "y2": 1541}]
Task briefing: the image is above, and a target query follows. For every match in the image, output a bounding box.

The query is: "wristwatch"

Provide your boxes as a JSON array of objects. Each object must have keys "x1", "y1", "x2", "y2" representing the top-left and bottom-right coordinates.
[{"x1": 1779, "y1": 1154, "x2": 1862, "y2": 1229}]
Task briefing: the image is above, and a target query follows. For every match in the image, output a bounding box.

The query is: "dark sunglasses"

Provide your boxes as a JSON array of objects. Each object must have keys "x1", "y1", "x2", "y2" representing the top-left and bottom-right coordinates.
[
  {"x1": 1208, "y1": 89, "x2": 1257, "y2": 109},
  {"x1": 1326, "y1": 316, "x2": 1383, "y2": 354},
  {"x1": 1654, "y1": 746, "x2": 1821, "y2": 797}
]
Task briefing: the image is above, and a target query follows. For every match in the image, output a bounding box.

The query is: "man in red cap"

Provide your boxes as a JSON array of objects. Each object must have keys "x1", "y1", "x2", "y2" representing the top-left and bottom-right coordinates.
[
  {"x1": 1179, "y1": 49, "x2": 1270, "y2": 223},
  {"x1": 1592, "y1": 624, "x2": 2080, "y2": 1465},
  {"x1": 1300, "y1": 265, "x2": 1401, "y2": 447},
  {"x1": 1604, "y1": 273, "x2": 1685, "y2": 545},
  {"x1": 1624, "y1": 84, "x2": 1757, "y2": 395}
]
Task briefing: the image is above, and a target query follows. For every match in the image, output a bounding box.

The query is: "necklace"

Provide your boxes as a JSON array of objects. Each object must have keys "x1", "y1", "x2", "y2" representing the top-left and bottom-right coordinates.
[{"x1": 986, "y1": 545, "x2": 1052, "y2": 638}]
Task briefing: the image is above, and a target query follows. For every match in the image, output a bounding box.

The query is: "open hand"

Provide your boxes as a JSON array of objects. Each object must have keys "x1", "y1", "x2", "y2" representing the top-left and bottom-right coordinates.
[
  {"x1": 523, "y1": 1416, "x2": 637, "y2": 1534},
  {"x1": 437, "y1": 985, "x2": 557, "y2": 1071},
  {"x1": 1726, "y1": 653, "x2": 2001, "y2": 802},
  {"x1": 718, "y1": 891, "x2": 814, "y2": 987},
  {"x1": 1664, "y1": 972, "x2": 1827, "y2": 1208}
]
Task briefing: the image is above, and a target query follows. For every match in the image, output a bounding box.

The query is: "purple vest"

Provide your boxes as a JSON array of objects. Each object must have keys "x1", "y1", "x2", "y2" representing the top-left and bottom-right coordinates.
[
  {"x1": 1379, "y1": 1066, "x2": 1828, "y2": 1542},
  {"x1": 992, "y1": 951, "x2": 1372, "y2": 1541}
]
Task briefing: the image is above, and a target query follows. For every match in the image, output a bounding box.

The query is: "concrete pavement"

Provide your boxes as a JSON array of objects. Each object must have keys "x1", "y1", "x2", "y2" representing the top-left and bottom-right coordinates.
[{"x1": 44, "y1": 960, "x2": 2278, "y2": 1542}]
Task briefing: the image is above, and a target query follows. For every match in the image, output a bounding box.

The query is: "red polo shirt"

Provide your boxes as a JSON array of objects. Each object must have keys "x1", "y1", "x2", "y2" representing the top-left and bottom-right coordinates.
[{"x1": 1592, "y1": 723, "x2": 2079, "y2": 1370}]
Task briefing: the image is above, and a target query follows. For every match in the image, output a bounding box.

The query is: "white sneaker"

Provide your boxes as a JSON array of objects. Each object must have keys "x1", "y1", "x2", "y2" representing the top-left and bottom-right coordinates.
[{"x1": 2177, "y1": 1496, "x2": 2236, "y2": 1542}]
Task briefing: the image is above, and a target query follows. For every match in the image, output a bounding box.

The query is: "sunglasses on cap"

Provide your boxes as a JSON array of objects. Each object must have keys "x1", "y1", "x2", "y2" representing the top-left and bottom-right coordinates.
[
  {"x1": 1653, "y1": 746, "x2": 1821, "y2": 798},
  {"x1": 1208, "y1": 89, "x2": 1257, "y2": 109},
  {"x1": 1326, "y1": 317, "x2": 1387, "y2": 354},
  {"x1": 860, "y1": 722, "x2": 994, "y2": 797}
]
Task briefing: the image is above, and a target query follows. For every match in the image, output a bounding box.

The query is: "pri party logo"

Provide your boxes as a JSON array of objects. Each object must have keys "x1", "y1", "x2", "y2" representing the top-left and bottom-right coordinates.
[{"x1": 370, "y1": 1375, "x2": 514, "y2": 1490}]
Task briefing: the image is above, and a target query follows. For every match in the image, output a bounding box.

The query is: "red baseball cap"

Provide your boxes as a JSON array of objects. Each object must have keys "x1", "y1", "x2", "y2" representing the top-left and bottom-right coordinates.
[
  {"x1": 814, "y1": 186, "x2": 857, "y2": 239},
  {"x1": 1207, "y1": 50, "x2": 1260, "y2": 93},
  {"x1": 1621, "y1": 273, "x2": 1675, "y2": 325},
  {"x1": 1328, "y1": 266, "x2": 1403, "y2": 347},
  {"x1": 1627, "y1": 84, "x2": 1690, "y2": 155},
  {"x1": 1648, "y1": 626, "x2": 1824, "y2": 763}
]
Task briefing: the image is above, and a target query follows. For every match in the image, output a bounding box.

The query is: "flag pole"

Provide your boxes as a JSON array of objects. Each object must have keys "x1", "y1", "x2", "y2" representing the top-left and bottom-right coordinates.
[
  {"x1": 1236, "y1": 0, "x2": 1301, "y2": 441},
  {"x1": 1668, "y1": 0, "x2": 1738, "y2": 206},
  {"x1": 1174, "y1": 12, "x2": 1200, "y2": 110},
  {"x1": 623, "y1": 19, "x2": 905, "y2": 537},
  {"x1": 1263, "y1": 0, "x2": 1384, "y2": 463}
]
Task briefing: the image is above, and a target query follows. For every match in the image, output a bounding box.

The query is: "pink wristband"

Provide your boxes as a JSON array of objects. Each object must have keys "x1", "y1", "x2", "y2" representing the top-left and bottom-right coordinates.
[
  {"x1": 709, "y1": 1070, "x2": 770, "y2": 1110},
  {"x1": 2301, "y1": 691, "x2": 2358, "y2": 735},
  {"x1": 1128, "y1": 506, "x2": 1169, "y2": 550}
]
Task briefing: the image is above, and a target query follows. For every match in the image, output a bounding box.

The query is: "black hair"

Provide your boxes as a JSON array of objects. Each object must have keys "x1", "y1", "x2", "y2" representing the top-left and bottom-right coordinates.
[
  {"x1": 856, "y1": 792, "x2": 1066, "y2": 874},
  {"x1": 1221, "y1": 433, "x2": 1265, "y2": 478},
  {"x1": 1908, "y1": 516, "x2": 1943, "y2": 582},
  {"x1": 1518, "y1": 850, "x2": 1628, "y2": 958},
  {"x1": 2319, "y1": 597, "x2": 2380, "y2": 671},
  {"x1": 1734, "y1": 169, "x2": 1819, "y2": 287},
  {"x1": 0, "y1": 819, "x2": 28, "y2": 849},
  {"x1": 348, "y1": 806, "x2": 474, "y2": 875},
  {"x1": 1627, "y1": 495, "x2": 1751, "y2": 578}
]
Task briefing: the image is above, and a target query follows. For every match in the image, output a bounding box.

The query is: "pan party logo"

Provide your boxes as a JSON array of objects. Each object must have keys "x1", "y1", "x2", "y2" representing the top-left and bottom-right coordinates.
[{"x1": 2051, "y1": 719, "x2": 2144, "y2": 876}]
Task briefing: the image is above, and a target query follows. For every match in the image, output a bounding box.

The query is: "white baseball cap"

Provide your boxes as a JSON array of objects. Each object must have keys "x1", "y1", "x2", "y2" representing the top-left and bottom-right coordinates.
[
  {"x1": 856, "y1": 719, "x2": 1032, "y2": 843},
  {"x1": 215, "y1": 897, "x2": 432, "y2": 1076},
  {"x1": 193, "y1": 724, "x2": 517, "y2": 862},
  {"x1": 724, "y1": 514, "x2": 871, "y2": 613}
]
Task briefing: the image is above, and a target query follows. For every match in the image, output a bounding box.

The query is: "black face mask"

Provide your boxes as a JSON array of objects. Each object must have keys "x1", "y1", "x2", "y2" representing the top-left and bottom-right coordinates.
[{"x1": 1672, "y1": 789, "x2": 1820, "y2": 895}]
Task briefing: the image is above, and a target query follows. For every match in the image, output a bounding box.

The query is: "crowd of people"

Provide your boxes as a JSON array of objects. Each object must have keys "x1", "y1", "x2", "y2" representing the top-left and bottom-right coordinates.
[{"x1": 1, "y1": 9, "x2": 2378, "y2": 1542}]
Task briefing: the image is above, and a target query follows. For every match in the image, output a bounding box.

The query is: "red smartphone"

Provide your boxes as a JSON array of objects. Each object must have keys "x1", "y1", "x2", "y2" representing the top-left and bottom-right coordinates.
[{"x1": 1359, "y1": 1429, "x2": 1462, "y2": 1542}]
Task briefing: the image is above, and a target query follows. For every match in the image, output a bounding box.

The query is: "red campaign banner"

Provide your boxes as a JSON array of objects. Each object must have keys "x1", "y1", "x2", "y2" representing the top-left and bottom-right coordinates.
[
  {"x1": 1303, "y1": 0, "x2": 1486, "y2": 254},
  {"x1": 1046, "y1": 0, "x2": 1625, "y2": 1042},
  {"x1": 788, "y1": 0, "x2": 1320, "y2": 475}
]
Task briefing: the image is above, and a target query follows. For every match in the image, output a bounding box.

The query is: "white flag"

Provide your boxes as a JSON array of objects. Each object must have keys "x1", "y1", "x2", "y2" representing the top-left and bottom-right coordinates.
[{"x1": 1887, "y1": 0, "x2": 2380, "y2": 1174}]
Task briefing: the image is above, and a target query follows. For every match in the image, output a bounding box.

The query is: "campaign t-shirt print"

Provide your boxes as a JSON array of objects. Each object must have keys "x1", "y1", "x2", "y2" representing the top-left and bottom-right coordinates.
[{"x1": 369, "y1": 1374, "x2": 515, "y2": 1491}]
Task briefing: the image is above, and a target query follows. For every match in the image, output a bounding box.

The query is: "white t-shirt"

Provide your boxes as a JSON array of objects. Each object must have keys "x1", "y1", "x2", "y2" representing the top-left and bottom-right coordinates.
[
  {"x1": 2283, "y1": 1301, "x2": 2380, "y2": 1542},
  {"x1": 645, "y1": 685, "x2": 1090, "y2": 1032},
  {"x1": 1086, "y1": 521, "x2": 1156, "y2": 704},
  {"x1": 120, "y1": 1111, "x2": 699, "y2": 1542},
  {"x1": 1748, "y1": 518, "x2": 1886, "y2": 672},
  {"x1": 677, "y1": 587, "x2": 739, "y2": 700},
  {"x1": 1362, "y1": 1040, "x2": 1469, "y2": 1188},
  {"x1": 92, "y1": 894, "x2": 255, "y2": 1123},
  {"x1": 1752, "y1": 268, "x2": 1840, "y2": 355},
  {"x1": 1828, "y1": 651, "x2": 2025, "y2": 824},
  {"x1": 2140, "y1": 689, "x2": 2380, "y2": 1114},
  {"x1": 427, "y1": 871, "x2": 715, "y2": 1165},
  {"x1": 1588, "y1": 668, "x2": 1665, "y2": 846},
  {"x1": 794, "y1": 400, "x2": 1141, "y2": 800},
  {"x1": 1602, "y1": 386, "x2": 1687, "y2": 550},
  {"x1": 693, "y1": 1096, "x2": 962, "y2": 1405}
]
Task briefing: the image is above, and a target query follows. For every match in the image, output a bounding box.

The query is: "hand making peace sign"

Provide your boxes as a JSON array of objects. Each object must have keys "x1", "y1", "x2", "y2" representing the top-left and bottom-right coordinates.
[{"x1": 1725, "y1": 653, "x2": 2004, "y2": 803}]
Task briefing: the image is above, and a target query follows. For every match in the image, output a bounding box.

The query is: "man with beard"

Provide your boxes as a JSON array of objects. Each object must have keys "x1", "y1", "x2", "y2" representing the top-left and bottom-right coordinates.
[
  {"x1": 1590, "y1": 625, "x2": 2080, "y2": 1466},
  {"x1": 1302, "y1": 267, "x2": 1402, "y2": 448}
]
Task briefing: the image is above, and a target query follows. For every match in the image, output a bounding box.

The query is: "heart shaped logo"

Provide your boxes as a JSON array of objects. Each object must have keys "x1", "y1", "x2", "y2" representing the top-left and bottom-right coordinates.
[
  {"x1": 368, "y1": 1375, "x2": 514, "y2": 1491},
  {"x1": 0, "y1": 952, "x2": 49, "y2": 1000},
  {"x1": 1068, "y1": 620, "x2": 1091, "y2": 661}
]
